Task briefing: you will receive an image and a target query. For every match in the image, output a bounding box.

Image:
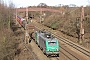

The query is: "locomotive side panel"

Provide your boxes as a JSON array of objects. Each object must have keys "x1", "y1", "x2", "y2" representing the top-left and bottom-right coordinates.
[
  {"x1": 39, "y1": 35, "x2": 46, "y2": 50},
  {"x1": 35, "y1": 31, "x2": 39, "y2": 44}
]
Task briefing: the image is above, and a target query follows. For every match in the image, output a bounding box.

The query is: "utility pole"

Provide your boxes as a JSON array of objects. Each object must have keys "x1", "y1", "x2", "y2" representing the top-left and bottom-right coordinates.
[
  {"x1": 40, "y1": 9, "x2": 42, "y2": 23},
  {"x1": 26, "y1": 6, "x2": 28, "y2": 22},
  {"x1": 25, "y1": 6, "x2": 29, "y2": 44},
  {"x1": 79, "y1": 6, "x2": 84, "y2": 44}
]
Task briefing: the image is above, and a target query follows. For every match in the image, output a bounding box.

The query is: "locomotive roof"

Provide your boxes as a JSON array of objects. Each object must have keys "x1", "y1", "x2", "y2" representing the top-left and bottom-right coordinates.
[{"x1": 39, "y1": 31, "x2": 56, "y2": 41}]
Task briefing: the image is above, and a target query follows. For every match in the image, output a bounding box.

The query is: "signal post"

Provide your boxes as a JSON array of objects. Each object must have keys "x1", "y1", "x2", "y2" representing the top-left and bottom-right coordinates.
[
  {"x1": 25, "y1": 6, "x2": 30, "y2": 44},
  {"x1": 79, "y1": 6, "x2": 84, "y2": 44}
]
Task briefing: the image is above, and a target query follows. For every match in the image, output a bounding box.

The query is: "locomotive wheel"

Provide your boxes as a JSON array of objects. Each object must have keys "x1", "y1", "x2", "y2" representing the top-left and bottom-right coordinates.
[
  {"x1": 46, "y1": 55, "x2": 49, "y2": 57},
  {"x1": 38, "y1": 44, "x2": 40, "y2": 47},
  {"x1": 40, "y1": 46, "x2": 43, "y2": 50},
  {"x1": 46, "y1": 54, "x2": 50, "y2": 57},
  {"x1": 43, "y1": 49, "x2": 45, "y2": 54},
  {"x1": 35, "y1": 41, "x2": 37, "y2": 44}
]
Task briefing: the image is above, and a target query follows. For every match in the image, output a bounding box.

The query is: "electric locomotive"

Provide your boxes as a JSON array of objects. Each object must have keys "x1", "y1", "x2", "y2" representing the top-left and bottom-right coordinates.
[{"x1": 35, "y1": 30, "x2": 60, "y2": 57}]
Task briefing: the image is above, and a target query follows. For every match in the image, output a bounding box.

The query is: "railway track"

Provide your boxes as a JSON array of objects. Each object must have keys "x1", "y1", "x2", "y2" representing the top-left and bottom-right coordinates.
[
  {"x1": 20, "y1": 27, "x2": 37, "y2": 60},
  {"x1": 22, "y1": 39, "x2": 37, "y2": 60},
  {"x1": 33, "y1": 20, "x2": 90, "y2": 60},
  {"x1": 34, "y1": 25, "x2": 79, "y2": 60},
  {"x1": 16, "y1": 23, "x2": 60, "y2": 60},
  {"x1": 14, "y1": 19, "x2": 90, "y2": 60},
  {"x1": 14, "y1": 18, "x2": 70, "y2": 60},
  {"x1": 52, "y1": 33, "x2": 90, "y2": 57},
  {"x1": 60, "y1": 46, "x2": 79, "y2": 60},
  {"x1": 12, "y1": 18, "x2": 38, "y2": 60},
  {"x1": 49, "y1": 57, "x2": 59, "y2": 60}
]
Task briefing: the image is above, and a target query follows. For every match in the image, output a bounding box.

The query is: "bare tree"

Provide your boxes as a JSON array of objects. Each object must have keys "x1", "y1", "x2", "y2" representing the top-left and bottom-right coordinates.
[
  {"x1": 38, "y1": 3, "x2": 48, "y2": 8},
  {"x1": 0, "y1": 1, "x2": 16, "y2": 60}
]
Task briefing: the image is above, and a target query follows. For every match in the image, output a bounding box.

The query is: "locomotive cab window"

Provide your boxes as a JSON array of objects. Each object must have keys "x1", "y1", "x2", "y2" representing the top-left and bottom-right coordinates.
[{"x1": 48, "y1": 42, "x2": 56, "y2": 46}]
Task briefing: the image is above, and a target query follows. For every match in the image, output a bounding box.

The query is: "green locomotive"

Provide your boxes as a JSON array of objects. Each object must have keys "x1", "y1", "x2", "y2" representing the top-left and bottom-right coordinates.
[{"x1": 35, "y1": 30, "x2": 60, "y2": 57}]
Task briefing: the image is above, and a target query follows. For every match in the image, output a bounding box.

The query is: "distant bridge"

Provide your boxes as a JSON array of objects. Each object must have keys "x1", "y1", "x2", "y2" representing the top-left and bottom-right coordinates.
[{"x1": 16, "y1": 7, "x2": 62, "y2": 13}]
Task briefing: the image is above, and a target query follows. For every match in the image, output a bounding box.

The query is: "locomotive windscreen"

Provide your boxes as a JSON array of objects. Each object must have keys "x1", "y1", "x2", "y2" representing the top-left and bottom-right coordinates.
[{"x1": 48, "y1": 41, "x2": 56, "y2": 46}]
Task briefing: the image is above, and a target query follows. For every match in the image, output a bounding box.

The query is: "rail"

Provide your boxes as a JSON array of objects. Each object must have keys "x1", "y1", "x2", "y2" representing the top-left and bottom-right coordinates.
[
  {"x1": 20, "y1": 28, "x2": 37, "y2": 60},
  {"x1": 52, "y1": 33, "x2": 90, "y2": 57}
]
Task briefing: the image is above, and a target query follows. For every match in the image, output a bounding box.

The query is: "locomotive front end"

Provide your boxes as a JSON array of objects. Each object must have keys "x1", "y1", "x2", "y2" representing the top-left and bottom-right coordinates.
[{"x1": 45, "y1": 39, "x2": 60, "y2": 56}]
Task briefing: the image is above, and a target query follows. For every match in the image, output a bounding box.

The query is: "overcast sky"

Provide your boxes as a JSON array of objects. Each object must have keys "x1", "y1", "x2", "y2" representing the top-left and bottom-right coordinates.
[{"x1": 3, "y1": 0, "x2": 89, "y2": 7}]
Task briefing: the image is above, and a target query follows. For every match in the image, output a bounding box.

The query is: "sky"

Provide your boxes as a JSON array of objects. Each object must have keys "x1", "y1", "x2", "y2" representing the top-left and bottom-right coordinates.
[{"x1": 3, "y1": 0, "x2": 89, "y2": 8}]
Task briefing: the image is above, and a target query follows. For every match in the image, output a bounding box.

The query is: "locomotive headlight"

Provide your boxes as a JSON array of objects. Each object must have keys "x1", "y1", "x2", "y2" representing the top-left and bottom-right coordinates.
[
  {"x1": 56, "y1": 48, "x2": 58, "y2": 51},
  {"x1": 46, "y1": 49, "x2": 49, "y2": 51}
]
